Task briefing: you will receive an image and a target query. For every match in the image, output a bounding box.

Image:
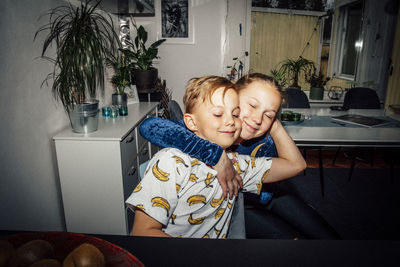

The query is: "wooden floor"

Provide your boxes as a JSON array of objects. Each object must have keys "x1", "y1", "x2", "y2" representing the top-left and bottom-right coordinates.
[{"x1": 303, "y1": 147, "x2": 395, "y2": 169}]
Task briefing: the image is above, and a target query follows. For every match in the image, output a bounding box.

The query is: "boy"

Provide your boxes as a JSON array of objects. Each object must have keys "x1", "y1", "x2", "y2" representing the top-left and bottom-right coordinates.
[{"x1": 126, "y1": 75, "x2": 304, "y2": 238}]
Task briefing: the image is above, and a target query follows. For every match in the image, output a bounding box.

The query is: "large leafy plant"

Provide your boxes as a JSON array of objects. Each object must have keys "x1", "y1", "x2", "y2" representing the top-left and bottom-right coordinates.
[
  {"x1": 35, "y1": 0, "x2": 119, "y2": 112},
  {"x1": 279, "y1": 57, "x2": 315, "y2": 88},
  {"x1": 120, "y1": 23, "x2": 166, "y2": 70}
]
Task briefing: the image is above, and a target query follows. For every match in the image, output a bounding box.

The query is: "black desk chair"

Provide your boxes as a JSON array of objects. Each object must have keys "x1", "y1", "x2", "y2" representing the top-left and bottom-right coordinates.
[
  {"x1": 283, "y1": 88, "x2": 311, "y2": 108},
  {"x1": 168, "y1": 100, "x2": 184, "y2": 120},
  {"x1": 283, "y1": 88, "x2": 324, "y2": 195},
  {"x1": 332, "y1": 87, "x2": 381, "y2": 180}
]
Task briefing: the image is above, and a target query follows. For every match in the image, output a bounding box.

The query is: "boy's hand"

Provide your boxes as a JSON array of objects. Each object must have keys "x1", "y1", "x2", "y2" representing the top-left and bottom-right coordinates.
[{"x1": 214, "y1": 151, "x2": 243, "y2": 200}]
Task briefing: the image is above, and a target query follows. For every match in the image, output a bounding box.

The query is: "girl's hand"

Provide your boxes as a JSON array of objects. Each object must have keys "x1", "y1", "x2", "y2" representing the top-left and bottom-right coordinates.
[
  {"x1": 214, "y1": 151, "x2": 243, "y2": 200},
  {"x1": 269, "y1": 118, "x2": 283, "y2": 137}
]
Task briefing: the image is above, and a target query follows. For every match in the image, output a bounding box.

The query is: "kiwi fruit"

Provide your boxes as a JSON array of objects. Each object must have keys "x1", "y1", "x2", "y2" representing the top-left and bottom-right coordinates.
[
  {"x1": 62, "y1": 243, "x2": 105, "y2": 267},
  {"x1": 8, "y1": 239, "x2": 53, "y2": 267},
  {"x1": 29, "y1": 258, "x2": 61, "y2": 267},
  {"x1": 0, "y1": 240, "x2": 15, "y2": 267}
]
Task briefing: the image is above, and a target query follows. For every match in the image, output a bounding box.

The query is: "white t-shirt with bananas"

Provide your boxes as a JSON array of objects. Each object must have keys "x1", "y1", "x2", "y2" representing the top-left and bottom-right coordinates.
[{"x1": 126, "y1": 147, "x2": 272, "y2": 238}]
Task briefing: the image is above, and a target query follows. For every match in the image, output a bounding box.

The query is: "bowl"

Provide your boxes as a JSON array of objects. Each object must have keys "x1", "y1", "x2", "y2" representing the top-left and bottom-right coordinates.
[{"x1": 3, "y1": 232, "x2": 144, "y2": 267}]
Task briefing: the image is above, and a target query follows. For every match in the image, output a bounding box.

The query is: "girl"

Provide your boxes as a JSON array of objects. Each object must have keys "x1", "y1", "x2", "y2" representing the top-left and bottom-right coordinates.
[{"x1": 140, "y1": 73, "x2": 340, "y2": 239}]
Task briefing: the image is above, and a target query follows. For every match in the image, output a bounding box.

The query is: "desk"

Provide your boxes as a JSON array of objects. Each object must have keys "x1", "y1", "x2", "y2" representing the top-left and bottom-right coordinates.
[
  {"x1": 282, "y1": 108, "x2": 400, "y2": 147},
  {"x1": 1, "y1": 231, "x2": 399, "y2": 267},
  {"x1": 282, "y1": 108, "x2": 400, "y2": 195}
]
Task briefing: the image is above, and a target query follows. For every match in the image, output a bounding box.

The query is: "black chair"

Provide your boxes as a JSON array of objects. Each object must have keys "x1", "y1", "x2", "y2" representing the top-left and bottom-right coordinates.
[
  {"x1": 342, "y1": 87, "x2": 381, "y2": 110},
  {"x1": 332, "y1": 87, "x2": 381, "y2": 180},
  {"x1": 168, "y1": 100, "x2": 184, "y2": 120},
  {"x1": 283, "y1": 88, "x2": 311, "y2": 108},
  {"x1": 283, "y1": 88, "x2": 324, "y2": 195}
]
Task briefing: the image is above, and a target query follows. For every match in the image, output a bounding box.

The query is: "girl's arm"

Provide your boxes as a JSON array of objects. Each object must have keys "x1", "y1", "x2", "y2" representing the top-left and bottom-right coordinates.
[
  {"x1": 264, "y1": 120, "x2": 307, "y2": 183},
  {"x1": 139, "y1": 117, "x2": 222, "y2": 165},
  {"x1": 139, "y1": 117, "x2": 240, "y2": 199}
]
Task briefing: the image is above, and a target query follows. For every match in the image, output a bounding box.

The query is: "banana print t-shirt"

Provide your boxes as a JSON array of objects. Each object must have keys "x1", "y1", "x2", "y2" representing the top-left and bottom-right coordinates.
[{"x1": 125, "y1": 148, "x2": 272, "y2": 239}]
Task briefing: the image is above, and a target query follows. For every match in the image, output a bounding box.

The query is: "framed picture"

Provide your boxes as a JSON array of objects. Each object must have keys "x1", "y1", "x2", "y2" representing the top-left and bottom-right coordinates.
[
  {"x1": 116, "y1": 0, "x2": 155, "y2": 17},
  {"x1": 157, "y1": 0, "x2": 194, "y2": 44}
]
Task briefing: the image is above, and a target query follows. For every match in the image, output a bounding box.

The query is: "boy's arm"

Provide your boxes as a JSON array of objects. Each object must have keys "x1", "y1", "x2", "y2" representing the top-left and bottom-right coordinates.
[
  {"x1": 139, "y1": 117, "x2": 241, "y2": 199},
  {"x1": 264, "y1": 120, "x2": 307, "y2": 183},
  {"x1": 131, "y1": 209, "x2": 171, "y2": 237}
]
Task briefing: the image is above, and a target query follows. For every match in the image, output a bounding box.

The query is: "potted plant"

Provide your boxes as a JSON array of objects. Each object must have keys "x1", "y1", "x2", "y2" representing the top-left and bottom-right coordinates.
[
  {"x1": 305, "y1": 68, "x2": 331, "y2": 100},
  {"x1": 278, "y1": 57, "x2": 315, "y2": 89},
  {"x1": 227, "y1": 51, "x2": 249, "y2": 81},
  {"x1": 270, "y1": 68, "x2": 287, "y2": 89},
  {"x1": 120, "y1": 21, "x2": 166, "y2": 93},
  {"x1": 35, "y1": 0, "x2": 119, "y2": 133},
  {"x1": 107, "y1": 53, "x2": 130, "y2": 110}
]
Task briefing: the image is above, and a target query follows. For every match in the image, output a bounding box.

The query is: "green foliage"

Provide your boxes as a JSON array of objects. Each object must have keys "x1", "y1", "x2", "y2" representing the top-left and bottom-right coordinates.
[
  {"x1": 278, "y1": 57, "x2": 315, "y2": 88},
  {"x1": 34, "y1": 0, "x2": 119, "y2": 112},
  {"x1": 120, "y1": 21, "x2": 166, "y2": 71},
  {"x1": 305, "y1": 68, "x2": 330, "y2": 88},
  {"x1": 270, "y1": 68, "x2": 287, "y2": 88},
  {"x1": 107, "y1": 53, "x2": 130, "y2": 95},
  {"x1": 226, "y1": 51, "x2": 248, "y2": 80}
]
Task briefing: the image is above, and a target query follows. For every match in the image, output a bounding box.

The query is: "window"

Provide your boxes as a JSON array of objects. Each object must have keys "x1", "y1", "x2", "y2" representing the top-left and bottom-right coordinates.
[{"x1": 335, "y1": 1, "x2": 363, "y2": 79}]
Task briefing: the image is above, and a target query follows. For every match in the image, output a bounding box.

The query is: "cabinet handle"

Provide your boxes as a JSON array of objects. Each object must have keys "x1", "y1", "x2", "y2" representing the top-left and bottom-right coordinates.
[
  {"x1": 125, "y1": 135, "x2": 134, "y2": 143},
  {"x1": 128, "y1": 167, "x2": 137, "y2": 176},
  {"x1": 142, "y1": 148, "x2": 148, "y2": 155}
]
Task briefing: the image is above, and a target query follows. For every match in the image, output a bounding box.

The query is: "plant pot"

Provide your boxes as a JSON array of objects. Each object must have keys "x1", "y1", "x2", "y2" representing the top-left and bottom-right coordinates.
[
  {"x1": 112, "y1": 93, "x2": 128, "y2": 107},
  {"x1": 68, "y1": 100, "x2": 99, "y2": 133},
  {"x1": 133, "y1": 68, "x2": 158, "y2": 93},
  {"x1": 310, "y1": 87, "x2": 324, "y2": 100}
]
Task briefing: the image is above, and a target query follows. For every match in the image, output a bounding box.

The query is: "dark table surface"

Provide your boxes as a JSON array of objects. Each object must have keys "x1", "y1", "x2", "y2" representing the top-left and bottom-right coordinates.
[{"x1": 1, "y1": 230, "x2": 399, "y2": 266}]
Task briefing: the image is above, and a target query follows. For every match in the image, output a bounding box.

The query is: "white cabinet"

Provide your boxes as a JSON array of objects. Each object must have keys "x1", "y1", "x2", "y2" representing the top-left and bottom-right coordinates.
[{"x1": 54, "y1": 102, "x2": 159, "y2": 235}]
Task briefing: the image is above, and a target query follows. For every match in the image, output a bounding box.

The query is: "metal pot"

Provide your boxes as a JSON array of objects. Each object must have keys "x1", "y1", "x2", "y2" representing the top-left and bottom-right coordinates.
[{"x1": 68, "y1": 100, "x2": 99, "y2": 133}]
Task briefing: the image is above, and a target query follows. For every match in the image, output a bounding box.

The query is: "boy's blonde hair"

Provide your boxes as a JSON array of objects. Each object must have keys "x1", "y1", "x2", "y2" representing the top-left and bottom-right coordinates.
[{"x1": 183, "y1": 76, "x2": 237, "y2": 113}]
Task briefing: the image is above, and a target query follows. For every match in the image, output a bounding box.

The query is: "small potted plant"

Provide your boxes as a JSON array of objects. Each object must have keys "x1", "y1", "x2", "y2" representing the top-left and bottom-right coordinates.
[
  {"x1": 305, "y1": 67, "x2": 330, "y2": 100},
  {"x1": 227, "y1": 51, "x2": 248, "y2": 81},
  {"x1": 35, "y1": 0, "x2": 118, "y2": 132},
  {"x1": 279, "y1": 57, "x2": 315, "y2": 89},
  {"x1": 120, "y1": 20, "x2": 166, "y2": 93},
  {"x1": 107, "y1": 53, "x2": 130, "y2": 110}
]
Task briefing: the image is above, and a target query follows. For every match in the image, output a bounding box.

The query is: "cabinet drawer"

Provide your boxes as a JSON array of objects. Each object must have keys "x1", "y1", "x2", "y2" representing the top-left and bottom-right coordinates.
[
  {"x1": 120, "y1": 128, "x2": 137, "y2": 173},
  {"x1": 122, "y1": 157, "x2": 139, "y2": 201},
  {"x1": 138, "y1": 144, "x2": 150, "y2": 165}
]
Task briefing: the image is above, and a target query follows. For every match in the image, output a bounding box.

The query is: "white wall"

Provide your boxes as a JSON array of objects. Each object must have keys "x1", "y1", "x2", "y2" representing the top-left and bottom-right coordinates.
[
  {"x1": 0, "y1": 0, "x2": 68, "y2": 231},
  {"x1": 0, "y1": 0, "x2": 245, "y2": 232},
  {"x1": 0, "y1": 0, "x2": 113, "y2": 231}
]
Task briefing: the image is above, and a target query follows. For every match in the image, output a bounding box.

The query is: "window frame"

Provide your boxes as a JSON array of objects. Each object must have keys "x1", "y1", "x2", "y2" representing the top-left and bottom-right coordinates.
[{"x1": 333, "y1": 1, "x2": 364, "y2": 81}]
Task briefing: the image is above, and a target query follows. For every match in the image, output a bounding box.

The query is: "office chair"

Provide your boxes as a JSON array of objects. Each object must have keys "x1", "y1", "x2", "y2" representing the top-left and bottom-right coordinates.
[
  {"x1": 283, "y1": 88, "x2": 324, "y2": 195},
  {"x1": 332, "y1": 87, "x2": 381, "y2": 181},
  {"x1": 283, "y1": 88, "x2": 311, "y2": 108},
  {"x1": 168, "y1": 100, "x2": 184, "y2": 120}
]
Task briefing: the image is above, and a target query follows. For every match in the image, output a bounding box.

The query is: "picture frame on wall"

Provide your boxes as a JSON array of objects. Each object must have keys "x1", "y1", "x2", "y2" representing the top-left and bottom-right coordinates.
[
  {"x1": 114, "y1": 0, "x2": 155, "y2": 17},
  {"x1": 157, "y1": 0, "x2": 194, "y2": 44}
]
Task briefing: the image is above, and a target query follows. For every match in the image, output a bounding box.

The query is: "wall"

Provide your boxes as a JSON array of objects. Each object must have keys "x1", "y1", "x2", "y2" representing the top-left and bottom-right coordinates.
[
  {"x1": 0, "y1": 0, "x2": 238, "y2": 232},
  {"x1": 0, "y1": 0, "x2": 69, "y2": 231}
]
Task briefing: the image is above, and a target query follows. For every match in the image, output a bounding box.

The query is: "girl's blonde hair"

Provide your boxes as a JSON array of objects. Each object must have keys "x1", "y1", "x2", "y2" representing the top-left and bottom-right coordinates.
[
  {"x1": 236, "y1": 73, "x2": 282, "y2": 96},
  {"x1": 183, "y1": 76, "x2": 237, "y2": 113}
]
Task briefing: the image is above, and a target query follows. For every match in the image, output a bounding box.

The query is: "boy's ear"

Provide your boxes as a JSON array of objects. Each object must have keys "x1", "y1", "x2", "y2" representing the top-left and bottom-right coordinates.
[{"x1": 183, "y1": 113, "x2": 198, "y2": 132}]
